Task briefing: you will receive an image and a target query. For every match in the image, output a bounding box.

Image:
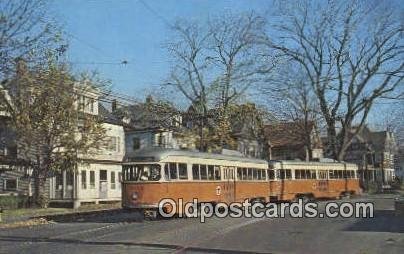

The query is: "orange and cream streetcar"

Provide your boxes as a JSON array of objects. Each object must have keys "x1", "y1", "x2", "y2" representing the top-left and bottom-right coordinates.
[
  {"x1": 268, "y1": 160, "x2": 361, "y2": 202},
  {"x1": 122, "y1": 148, "x2": 268, "y2": 215},
  {"x1": 121, "y1": 148, "x2": 360, "y2": 216}
]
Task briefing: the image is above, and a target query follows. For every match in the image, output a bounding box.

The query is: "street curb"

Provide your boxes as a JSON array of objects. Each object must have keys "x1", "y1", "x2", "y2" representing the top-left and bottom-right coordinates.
[{"x1": 35, "y1": 208, "x2": 123, "y2": 221}]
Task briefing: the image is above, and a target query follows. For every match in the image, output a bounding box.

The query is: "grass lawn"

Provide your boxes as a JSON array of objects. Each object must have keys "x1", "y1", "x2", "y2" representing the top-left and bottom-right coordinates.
[
  {"x1": 2, "y1": 208, "x2": 70, "y2": 219},
  {"x1": 1, "y1": 202, "x2": 121, "y2": 222}
]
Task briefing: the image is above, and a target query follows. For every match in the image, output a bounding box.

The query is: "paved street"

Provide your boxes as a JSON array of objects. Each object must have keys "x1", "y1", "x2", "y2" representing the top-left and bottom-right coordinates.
[{"x1": 0, "y1": 196, "x2": 403, "y2": 254}]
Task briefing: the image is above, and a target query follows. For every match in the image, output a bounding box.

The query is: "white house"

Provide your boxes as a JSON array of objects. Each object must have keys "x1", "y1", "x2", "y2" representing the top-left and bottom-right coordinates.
[{"x1": 48, "y1": 85, "x2": 125, "y2": 208}]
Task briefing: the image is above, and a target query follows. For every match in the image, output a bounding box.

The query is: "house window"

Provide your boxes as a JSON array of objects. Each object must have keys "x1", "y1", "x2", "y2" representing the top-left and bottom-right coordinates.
[
  {"x1": 81, "y1": 170, "x2": 87, "y2": 189},
  {"x1": 133, "y1": 137, "x2": 140, "y2": 150},
  {"x1": 79, "y1": 95, "x2": 85, "y2": 110},
  {"x1": 90, "y1": 98, "x2": 94, "y2": 112},
  {"x1": 100, "y1": 170, "x2": 107, "y2": 181},
  {"x1": 106, "y1": 136, "x2": 117, "y2": 151},
  {"x1": 3, "y1": 178, "x2": 18, "y2": 191},
  {"x1": 111, "y1": 171, "x2": 116, "y2": 189},
  {"x1": 90, "y1": 171, "x2": 95, "y2": 189},
  {"x1": 118, "y1": 172, "x2": 122, "y2": 188}
]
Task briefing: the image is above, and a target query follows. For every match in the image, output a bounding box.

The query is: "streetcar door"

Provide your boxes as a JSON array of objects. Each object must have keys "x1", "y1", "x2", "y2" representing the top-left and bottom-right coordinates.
[{"x1": 223, "y1": 167, "x2": 235, "y2": 203}]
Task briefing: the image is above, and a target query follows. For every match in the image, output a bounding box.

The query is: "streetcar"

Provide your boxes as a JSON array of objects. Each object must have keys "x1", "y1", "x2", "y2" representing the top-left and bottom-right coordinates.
[
  {"x1": 121, "y1": 148, "x2": 361, "y2": 215},
  {"x1": 268, "y1": 160, "x2": 360, "y2": 202}
]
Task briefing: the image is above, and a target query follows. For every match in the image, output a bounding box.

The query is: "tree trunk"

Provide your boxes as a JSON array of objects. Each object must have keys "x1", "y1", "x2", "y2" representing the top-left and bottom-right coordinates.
[
  {"x1": 33, "y1": 168, "x2": 48, "y2": 208},
  {"x1": 325, "y1": 120, "x2": 339, "y2": 161}
]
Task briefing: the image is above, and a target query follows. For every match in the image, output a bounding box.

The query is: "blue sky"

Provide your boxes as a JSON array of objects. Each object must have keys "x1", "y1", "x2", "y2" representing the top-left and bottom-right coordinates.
[
  {"x1": 49, "y1": 0, "x2": 402, "y2": 128},
  {"x1": 51, "y1": 0, "x2": 270, "y2": 99}
]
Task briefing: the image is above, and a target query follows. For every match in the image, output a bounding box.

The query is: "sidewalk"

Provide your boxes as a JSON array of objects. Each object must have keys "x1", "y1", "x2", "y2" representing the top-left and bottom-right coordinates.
[
  {"x1": 360, "y1": 190, "x2": 404, "y2": 199},
  {"x1": 0, "y1": 202, "x2": 121, "y2": 228}
]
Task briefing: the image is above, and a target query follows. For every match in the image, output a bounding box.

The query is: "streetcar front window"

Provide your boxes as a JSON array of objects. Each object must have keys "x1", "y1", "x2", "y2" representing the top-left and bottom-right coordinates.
[{"x1": 123, "y1": 164, "x2": 161, "y2": 181}]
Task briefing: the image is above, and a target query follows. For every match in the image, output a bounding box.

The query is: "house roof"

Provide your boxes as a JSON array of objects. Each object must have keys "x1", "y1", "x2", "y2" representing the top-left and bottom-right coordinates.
[
  {"x1": 347, "y1": 126, "x2": 397, "y2": 153},
  {"x1": 264, "y1": 121, "x2": 315, "y2": 148},
  {"x1": 98, "y1": 103, "x2": 123, "y2": 126},
  {"x1": 115, "y1": 100, "x2": 182, "y2": 131}
]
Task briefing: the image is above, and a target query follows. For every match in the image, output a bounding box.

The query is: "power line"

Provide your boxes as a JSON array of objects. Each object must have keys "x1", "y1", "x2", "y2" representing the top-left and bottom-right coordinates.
[
  {"x1": 39, "y1": 16, "x2": 131, "y2": 66},
  {"x1": 69, "y1": 61, "x2": 130, "y2": 66},
  {"x1": 137, "y1": 0, "x2": 174, "y2": 29}
]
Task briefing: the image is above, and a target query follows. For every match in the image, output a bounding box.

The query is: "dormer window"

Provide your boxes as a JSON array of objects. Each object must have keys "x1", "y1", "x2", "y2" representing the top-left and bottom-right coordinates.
[{"x1": 90, "y1": 98, "x2": 94, "y2": 113}]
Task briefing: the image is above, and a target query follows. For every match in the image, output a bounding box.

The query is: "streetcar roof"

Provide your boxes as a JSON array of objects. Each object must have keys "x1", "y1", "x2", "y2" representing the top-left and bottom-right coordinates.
[
  {"x1": 268, "y1": 160, "x2": 358, "y2": 168},
  {"x1": 124, "y1": 147, "x2": 268, "y2": 164}
]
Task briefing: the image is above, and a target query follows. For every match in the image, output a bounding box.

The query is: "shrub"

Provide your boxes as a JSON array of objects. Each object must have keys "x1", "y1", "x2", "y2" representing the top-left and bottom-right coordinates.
[
  {"x1": 0, "y1": 195, "x2": 30, "y2": 210},
  {"x1": 366, "y1": 182, "x2": 381, "y2": 194},
  {"x1": 36, "y1": 194, "x2": 49, "y2": 208}
]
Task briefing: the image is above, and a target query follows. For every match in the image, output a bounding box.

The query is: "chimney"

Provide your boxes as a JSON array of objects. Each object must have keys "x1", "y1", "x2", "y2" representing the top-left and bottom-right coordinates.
[
  {"x1": 15, "y1": 57, "x2": 27, "y2": 77},
  {"x1": 111, "y1": 99, "x2": 117, "y2": 112},
  {"x1": 146, "y1": 95, "x2": 153, "y2": 104}
]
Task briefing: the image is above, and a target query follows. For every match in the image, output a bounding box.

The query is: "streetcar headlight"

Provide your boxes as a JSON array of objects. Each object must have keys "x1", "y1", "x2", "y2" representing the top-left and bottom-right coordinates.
[{"x1": 131, "y1": 192, "x2": 138, "y2": 200}]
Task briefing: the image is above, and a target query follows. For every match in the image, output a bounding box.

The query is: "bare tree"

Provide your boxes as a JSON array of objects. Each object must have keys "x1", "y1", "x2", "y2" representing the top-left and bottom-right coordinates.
[
  {"x1": 209, "y1": 13, "x2": 273, "y2": 112},
  {"x1": 0, "y1": 0, "x2": 61, "y2": 79},
  {"x1": 267, "y1": 1, "x2": 404, "y2": 161},
  {"x1": 165, "y1": 12, "x2": 272, "y2": 150},
  {"x1": 165, "y1": 20, "x2": 212, "y2": 150},
  {"x1": 260, "y1": 64, "x2": 322, "y2": 160}
]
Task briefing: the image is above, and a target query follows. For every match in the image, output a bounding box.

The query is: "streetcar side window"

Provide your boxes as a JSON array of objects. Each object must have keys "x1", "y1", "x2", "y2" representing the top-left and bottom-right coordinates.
[
  {"x1": 169, "y1": 163, "x2": 178, "y2": 180},
  {"x1": 214, "y1": 166, "x2": 221, "y2": 180},
  {"x1": 164, "y1": 164, "x2": 169, "y2": 180},
  {"x1": 230, "y1": 168, "x2": 234, "y2": 179},
  {"x1": 318, "y1": 170, "x2": 328, "y2": 179},
  {"x1": 329, "y1": 170, "x2": 343, "y2": 179},
  {"x1": 310, "y1": 170, "x2": 317, "y2": 179},
  {"x1": 129, "y1": 167, "x2": 134, "y2": 181},
  {"x1": 200, "y1": 165, "x2": 207, "y2": 180},
  {"x1": 241, "y1": 168, "x2": 247, "y2": 180},
  {"x1": 253, "y1": 169, "x2": 258, "y2": 180},
  {"x1": 237, "y1": 168, "x2": 242, "y2": 180},
  {"x1": 286, "y1": 170, "x2": 292, "y2": 179},
  {"x1": 267, "y1": 170, "x2": 275, "y2": 180},
  {"x1": 178, "y1": 163, "x2": 188, "y2": 180},
  {"x1": 295, "y1": 170, "x2": 317, "y2": 180},
  {"x1": 280, "y1": 169, "x2": 292, "y2": 179},
  {"x1": 208, "y1": 165, "x2": 214, "y2": 180},
  {"x1": 295, "y1": 169, "x2": 302, "y2": 179},
  {"x1": 248, "y1": 168, "x2": 253, "y2": 180},
  {"x1": 192, "y1": 164, "x2": 200, "y2": 180},
  {"x1": 123, "y1": 164, "x2": 161, "y2": 181}
]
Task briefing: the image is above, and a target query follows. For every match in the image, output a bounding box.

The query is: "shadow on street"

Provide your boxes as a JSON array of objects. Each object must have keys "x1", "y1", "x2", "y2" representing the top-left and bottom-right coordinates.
[{"x1": 344, "y1": 210, "x2": 404, "y2": 234}]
